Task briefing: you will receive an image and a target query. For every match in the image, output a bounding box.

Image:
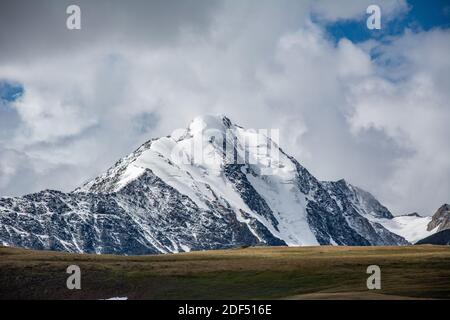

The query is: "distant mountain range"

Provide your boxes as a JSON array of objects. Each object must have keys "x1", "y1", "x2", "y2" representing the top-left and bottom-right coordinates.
[{"x1": 0, "y1": 115, "x2": 448, "y2": 254}]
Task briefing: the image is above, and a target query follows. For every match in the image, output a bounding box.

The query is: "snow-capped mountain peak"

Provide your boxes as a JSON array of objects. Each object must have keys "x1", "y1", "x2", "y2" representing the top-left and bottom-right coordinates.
[
  {"x1": 1, "y1": 115, "x2": 414, "y2": 255},
  {"x1": 77, "y1": 114, "x2": 318, "y2": 246}
]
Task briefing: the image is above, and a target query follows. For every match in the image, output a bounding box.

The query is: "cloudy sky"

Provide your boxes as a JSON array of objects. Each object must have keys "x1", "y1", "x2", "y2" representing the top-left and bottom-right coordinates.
[{"x1": 0, "y1": 0, "x2": 449, "y2": 216}]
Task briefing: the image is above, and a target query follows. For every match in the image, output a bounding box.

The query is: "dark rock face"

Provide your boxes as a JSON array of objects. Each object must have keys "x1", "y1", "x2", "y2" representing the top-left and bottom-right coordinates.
[
  {"x1": 323, "y1": 180, "x2": 393, "y2": 219},
  {"x1": 0, "y1": 189, "x2": 160, "y2": 255},
  {"x1": 403, "y1": 213, "x2": 422, "y2": 218},
  {"x1": 0, "y1": 170, "x2": 262, "y2": 254},
  {"x1": 319, "y1": 180, "x2": 408, "y2": 246},
  {"x1": 416, "y1": 229, "x2": 450, "y2": 245},
  {"x1": 427, "y1": 204, "x2": 450, "y2": 232},
  {"x1": 0, "y1": 115, "x2": 410, "y2": 255},
  {"x1": 305, "y1": 201, "x2": 371, "y2": 246}
]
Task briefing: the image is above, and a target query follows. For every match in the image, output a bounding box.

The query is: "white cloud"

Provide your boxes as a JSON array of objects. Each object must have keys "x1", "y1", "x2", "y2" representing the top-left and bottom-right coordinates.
[{"x1": 346, "y1": 29, "x2": 450, "y2": 214}]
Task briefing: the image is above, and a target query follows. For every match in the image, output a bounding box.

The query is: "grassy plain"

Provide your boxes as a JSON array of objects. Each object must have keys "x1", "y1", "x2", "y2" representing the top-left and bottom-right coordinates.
[{"x1": 0, "y1": 245, "x2": 449, "y2": 300}]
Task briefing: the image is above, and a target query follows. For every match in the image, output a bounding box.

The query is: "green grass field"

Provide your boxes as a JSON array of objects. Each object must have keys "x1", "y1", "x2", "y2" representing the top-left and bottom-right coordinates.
[{"x1": 1, "y1": 245, "x2": 449, "y2": 300}]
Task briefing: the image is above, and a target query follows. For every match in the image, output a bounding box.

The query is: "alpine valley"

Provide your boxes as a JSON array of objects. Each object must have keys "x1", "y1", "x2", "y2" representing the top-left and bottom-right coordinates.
[{"x1": 0, "y1": 115, "x2": 448, "y2": 255}]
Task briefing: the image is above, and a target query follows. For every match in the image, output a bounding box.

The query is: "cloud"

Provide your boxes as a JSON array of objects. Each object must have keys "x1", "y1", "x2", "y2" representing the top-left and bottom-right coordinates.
[
  {"x1": 0, "y1": 0, "x2": 448, "y2": 216},
  {"x1": 0, "y1": 0, "x2": 220, "y2": 64},
  {"x1": 346, "y1": 29, "x2": 450, "y2": 214}
]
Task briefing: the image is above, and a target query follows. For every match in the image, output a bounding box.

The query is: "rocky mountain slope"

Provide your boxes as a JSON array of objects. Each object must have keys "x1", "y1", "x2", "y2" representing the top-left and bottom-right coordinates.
[
  {"x1": 427, "y1": 204, "x2": 450, "y2": 232},
  {"x1": 0, "y1": 115, "x2": 440, "y2": 254},
  {"x1": 416, "y1": 229, "x2": 450, "y2": 245}
]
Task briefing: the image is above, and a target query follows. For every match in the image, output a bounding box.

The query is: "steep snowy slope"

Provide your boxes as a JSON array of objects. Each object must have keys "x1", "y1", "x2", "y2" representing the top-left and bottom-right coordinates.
[
  {"x1": 1, "y1": 115, "x2": 409, "y2": 254},
  {"x1": 367, "y1": 214, "x2": 435, "y2": 244}
]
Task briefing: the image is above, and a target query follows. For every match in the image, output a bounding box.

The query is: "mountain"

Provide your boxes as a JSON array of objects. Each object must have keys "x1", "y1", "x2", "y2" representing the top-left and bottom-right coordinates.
[
  {"x1": 0, "y1": 115, "x2": 411, "y2": 254},
  {"x1": 427, "y1": 204, "x2": 450, "y2": 232},
  {"x1": 364, "y1": 213, "x2": 434, "y2": 244},
  {"x1": 416, "y1": 229, "x2": 450, "y2": 245},
  {"x1": 319, "y1": 180, "x2": 441, "y2": 244},
  {"x1": 366, "y1": 204, "x2": 450, "y2": 244},
  {"x1": 322, "y1": 179, "x2": 394, "y2": 219}
]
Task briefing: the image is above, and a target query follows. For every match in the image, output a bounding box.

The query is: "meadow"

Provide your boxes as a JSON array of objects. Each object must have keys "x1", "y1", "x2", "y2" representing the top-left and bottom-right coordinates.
[{"x1": 1, "y1": 245, "x2": 449, "y2": 300}]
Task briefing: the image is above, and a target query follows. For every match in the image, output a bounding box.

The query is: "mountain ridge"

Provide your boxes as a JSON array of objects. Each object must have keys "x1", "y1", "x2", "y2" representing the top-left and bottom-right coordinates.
[
  {"x1": 416, "y1": 229, "x2": 450, "y2": 245},
  {"x1": 427, "y1": 204, "x2": 450, "y2": 232},
  {"x1": 1, "y1": 115, "x2": 442, "y2": 254}
]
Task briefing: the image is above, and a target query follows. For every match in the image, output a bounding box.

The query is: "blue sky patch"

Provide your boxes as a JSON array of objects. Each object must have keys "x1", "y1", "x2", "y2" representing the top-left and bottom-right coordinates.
[
  {"x1": 0, "y1": 81, "x2": 24, "y2": 103},
  {"x1": 322, "y1": 0, "x2": 450, "y2": 44}
]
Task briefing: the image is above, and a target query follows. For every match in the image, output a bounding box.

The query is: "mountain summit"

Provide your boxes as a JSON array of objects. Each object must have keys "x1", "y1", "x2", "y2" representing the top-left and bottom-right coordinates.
[
  {"x1": 427, "y1": 204, "x2": 450, "y2": 232},
  {"x1": 0, "y1": 115, "x2": 422, "y2": 254}
]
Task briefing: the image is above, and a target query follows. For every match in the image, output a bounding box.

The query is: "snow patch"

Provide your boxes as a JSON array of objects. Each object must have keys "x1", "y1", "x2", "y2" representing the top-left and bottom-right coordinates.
[{"x1": 367, "y1": 215, "x2": 436, "y2": 243}]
